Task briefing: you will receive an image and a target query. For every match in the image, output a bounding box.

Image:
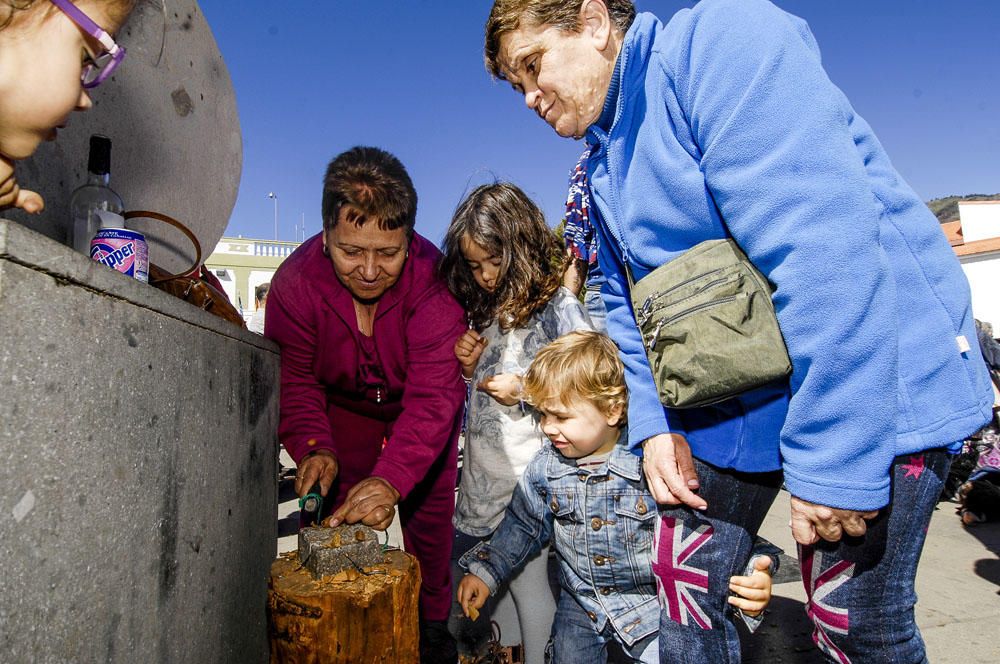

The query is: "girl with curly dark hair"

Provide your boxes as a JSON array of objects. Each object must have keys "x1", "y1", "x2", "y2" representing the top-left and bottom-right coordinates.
[{"x1": 440, "y1": 182, "x2": 593, "y2": 661}]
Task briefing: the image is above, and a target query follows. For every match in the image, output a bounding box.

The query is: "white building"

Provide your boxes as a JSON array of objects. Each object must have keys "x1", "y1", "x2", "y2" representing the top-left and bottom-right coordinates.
[
  {"x1": 205, "y1": 236, "x2": 301, "y2": 321},
  {"x1": 941, "y1": 200, "x2": 1000, "y2": 331}
]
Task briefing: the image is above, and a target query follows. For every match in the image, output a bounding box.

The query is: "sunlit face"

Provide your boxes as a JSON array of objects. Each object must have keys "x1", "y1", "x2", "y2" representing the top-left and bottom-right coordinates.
[
  {"x1": 538, "y1": 395, "x2": 622, "y2": 459},
  {"x1": 460, "y1": 234, "x2": 502, "y2": 293},
  {"x1": 323, "y1": 207, "x2": 409, "y2": 302},
  {"x1": 498, "y1": 17, "x2": 615, "y2": 139},
  {"x1": 0, "y1": 1, "x2": 123, "y2": 160}
]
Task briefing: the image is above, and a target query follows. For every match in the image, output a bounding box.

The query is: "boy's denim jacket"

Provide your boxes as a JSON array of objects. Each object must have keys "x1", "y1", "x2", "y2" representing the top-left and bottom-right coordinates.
[{"x1": 459, "y1": 441, "x2": 658, "y2": 647}]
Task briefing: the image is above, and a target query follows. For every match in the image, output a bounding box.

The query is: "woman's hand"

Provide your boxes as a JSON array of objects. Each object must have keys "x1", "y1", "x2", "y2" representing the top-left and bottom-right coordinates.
[
  {"x1": 0, "y1": 157, "x2": 44, "y2": 213},
  {"x1": 477, "y1": 373, "x2": 522, "y2": 406},
  {"x1": 327, "y1": 476, "x2": 400, "y2": 531},
  {"x1": 789, "y1": 496, "x2": 878, "y2": 545},
  {"x1": 457, "y1": 573, "x2": 490, "y2": 620},
  {"x1": 642, "y1": 433, "x2": 706, "y2": 510},
  {"x1": 454, "y1": 329, "x2": 487, "y2": 379},
  {"x1": 295, "y1": 448, "x2": 339, "y2": 498}
]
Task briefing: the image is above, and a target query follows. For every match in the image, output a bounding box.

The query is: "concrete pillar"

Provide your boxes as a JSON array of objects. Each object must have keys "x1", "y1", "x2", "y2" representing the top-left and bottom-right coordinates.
[{"x1": 0, "y1": 221, "x2": 277, "y2": 662}]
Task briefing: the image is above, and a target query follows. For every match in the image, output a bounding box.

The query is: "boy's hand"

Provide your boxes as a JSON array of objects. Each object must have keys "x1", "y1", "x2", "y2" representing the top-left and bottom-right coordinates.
[
  {"x1": 477, "y1": 373, "x2": 522, "y2": 406},
  {"x1": 0, "y1": 157, "x2": 44, "y2": 214},
  {"x1": 727, "y1": 555, "x2": 773, "y2": 617},
  {"x1": 454, "y1": 329, "x2": 487, "y2": 379},
  {"x1": 457, "y1": 573, "x2": 490, "y2": 620}
]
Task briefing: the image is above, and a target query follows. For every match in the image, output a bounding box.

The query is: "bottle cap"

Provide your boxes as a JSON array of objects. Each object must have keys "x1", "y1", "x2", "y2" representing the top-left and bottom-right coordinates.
[
  {"x1": 87, "y1": 135, "x2": 112, "y2": 175},
  {"x1": 96, "y1": 209, "x2": 125, "y2": 229}
]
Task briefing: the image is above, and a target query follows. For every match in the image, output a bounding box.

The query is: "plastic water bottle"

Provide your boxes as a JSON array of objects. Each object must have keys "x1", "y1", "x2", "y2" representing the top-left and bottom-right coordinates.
[{"x1": 70, "y1": 135, "x2": 124, "y2": 254}]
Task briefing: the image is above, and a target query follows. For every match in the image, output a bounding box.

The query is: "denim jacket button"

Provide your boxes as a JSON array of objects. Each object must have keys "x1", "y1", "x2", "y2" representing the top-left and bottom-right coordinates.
[
  {"x1": 476, "y1": 551, "x2": 489, "y2": 560},
  {"x1": 635, "y1": 500, "x2": 647, "y2": 515},
  {"x1": 594, "y1": 555, "x2": 605, "y2": 566},
  {"x1": 550, "y1": 499, "x2": 559, "y2": 511},
  {"x1": 591, "y1": 517, "x2": 603, "y2": 531},
  {"x1": 600, "y1": 586, "x2": 613, "y2": 595},
  {"x1": 587, "y1": 611, "x2": 598, "y2": 622},
  {"x1": 578, "y1": 473, "x2": 588, "y2": 482}
]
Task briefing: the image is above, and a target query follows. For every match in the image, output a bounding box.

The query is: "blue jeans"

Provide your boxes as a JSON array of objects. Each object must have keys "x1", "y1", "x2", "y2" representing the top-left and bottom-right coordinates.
[
  {"x1": 584, "y1": 286, "x2": 608, "y2": 333},
  {"x1": 546, "y1": 593, "x2": 658, "y2": 664},
  {"x1": 654, "y1": 450, "x2": 950, "y2": 663}
]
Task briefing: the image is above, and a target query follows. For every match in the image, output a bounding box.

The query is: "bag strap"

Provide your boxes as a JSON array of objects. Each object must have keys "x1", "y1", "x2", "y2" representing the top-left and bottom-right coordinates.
[{"x1": 123, "y1": 210, "x2": 202, "y2": 284}]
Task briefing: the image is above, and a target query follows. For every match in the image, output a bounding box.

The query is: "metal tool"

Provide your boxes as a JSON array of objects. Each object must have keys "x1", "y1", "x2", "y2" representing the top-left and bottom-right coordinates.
[{"x1": 299, "y1": 482, "x2": 324, "y2": 528}]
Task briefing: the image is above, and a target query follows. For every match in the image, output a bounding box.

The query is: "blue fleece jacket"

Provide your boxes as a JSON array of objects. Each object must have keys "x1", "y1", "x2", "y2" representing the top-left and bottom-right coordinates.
[{"x1": 586, "y1": 0, "x2": 993, "y2": 510}]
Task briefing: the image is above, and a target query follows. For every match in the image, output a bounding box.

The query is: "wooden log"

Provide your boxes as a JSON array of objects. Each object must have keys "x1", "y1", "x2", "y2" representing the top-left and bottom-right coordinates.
[{"x1": 268, "y1": 549, "x2": 421, "y2": 664}]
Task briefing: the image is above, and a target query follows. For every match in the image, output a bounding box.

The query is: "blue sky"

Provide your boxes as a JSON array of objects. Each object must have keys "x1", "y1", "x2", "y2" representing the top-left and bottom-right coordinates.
[{"x1": 201, "y1": 0, "x2": 1000, "y2": 246}]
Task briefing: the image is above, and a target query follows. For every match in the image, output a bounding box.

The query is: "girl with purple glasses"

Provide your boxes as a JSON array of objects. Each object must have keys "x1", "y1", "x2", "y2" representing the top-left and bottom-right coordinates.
[{"x1": 0, "y1": 0, "x2": 134, "y2": 213}]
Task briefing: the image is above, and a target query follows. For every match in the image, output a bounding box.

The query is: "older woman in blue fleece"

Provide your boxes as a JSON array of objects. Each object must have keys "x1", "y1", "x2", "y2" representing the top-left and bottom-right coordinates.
[{"x1": 483, "y1": 0, "x2": 993, "y2": 662}]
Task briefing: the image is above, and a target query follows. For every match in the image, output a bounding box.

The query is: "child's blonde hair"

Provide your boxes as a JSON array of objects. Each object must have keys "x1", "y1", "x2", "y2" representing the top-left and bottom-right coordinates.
[{"x1": 523, "y1": 330, "x2": 627, "y2": 421}]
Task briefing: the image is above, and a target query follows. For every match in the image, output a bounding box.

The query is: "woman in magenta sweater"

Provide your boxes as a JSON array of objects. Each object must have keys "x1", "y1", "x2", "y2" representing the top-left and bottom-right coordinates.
[{"x1": 265, "y1": 146, "x2": 467, "y2": 662}]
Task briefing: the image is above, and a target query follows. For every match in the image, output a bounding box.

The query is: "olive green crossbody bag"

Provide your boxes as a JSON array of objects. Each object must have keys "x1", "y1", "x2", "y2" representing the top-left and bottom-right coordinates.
[{"x1": 628, "y1": 239, "x2": 791, "y2": 408}]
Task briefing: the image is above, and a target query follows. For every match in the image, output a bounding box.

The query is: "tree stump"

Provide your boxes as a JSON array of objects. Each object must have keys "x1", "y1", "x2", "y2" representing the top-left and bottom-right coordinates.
[{"x1": 268, "y1": 548, "x2": 421, "y2": 663}]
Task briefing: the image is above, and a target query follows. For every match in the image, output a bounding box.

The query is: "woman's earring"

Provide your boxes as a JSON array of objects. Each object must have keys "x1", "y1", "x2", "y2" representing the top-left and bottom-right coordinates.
[{"x1": 322, "y1": 244, "x2": 330, "y2": 257}]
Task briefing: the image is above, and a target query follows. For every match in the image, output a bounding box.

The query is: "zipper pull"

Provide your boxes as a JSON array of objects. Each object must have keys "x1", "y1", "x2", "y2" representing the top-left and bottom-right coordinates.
[{"x1": 647, "y1": 318, "x2": 666, "y2": 351}]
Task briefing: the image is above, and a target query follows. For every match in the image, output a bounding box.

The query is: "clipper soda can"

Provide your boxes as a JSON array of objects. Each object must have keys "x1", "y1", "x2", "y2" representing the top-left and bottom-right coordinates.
[{"x1": 90, "y1": 227, "x2": 149, "y2": 283}]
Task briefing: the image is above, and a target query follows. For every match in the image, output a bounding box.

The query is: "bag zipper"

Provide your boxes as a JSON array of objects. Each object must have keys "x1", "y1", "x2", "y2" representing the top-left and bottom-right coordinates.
[
  {"x1": 646, "y1": 295, "x2": 739, "y2": 350},
  {"x1": 638, "y1": 270, "x2": 738, "y2": 324}
]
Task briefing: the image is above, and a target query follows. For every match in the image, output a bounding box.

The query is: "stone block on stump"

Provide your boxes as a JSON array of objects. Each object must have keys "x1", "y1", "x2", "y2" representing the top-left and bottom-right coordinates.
[{"x1": 298, "y1": 525, "x2": 383, "y2": 579}]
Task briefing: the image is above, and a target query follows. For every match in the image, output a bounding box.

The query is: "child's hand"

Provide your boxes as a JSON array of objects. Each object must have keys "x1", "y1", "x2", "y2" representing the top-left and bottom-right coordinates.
[
  {"x1": 477, "y1": 373, "x2": 522, "y2": 406},
  {"x1": 457, "y1": 573, "x2": 490, "y2": 620},
  {"x1": 727, "y1": 555, "x2": 773, "y2": 617},
  {"x1": 0, "y1": 157, "x2": 44, "y2": 214},
  {"x1": 454, "y1": 329, "x2": 487, "y2": 379}
]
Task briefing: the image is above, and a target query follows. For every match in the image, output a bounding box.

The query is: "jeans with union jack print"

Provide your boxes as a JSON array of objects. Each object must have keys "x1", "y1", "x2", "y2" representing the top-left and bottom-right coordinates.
[
  {"x1": 653, "y1": 450, "x2": 950, "y2": 663},
  {"x1": 653, "y1": 460, "x2": 781, "y2": 662},
  {"x1": 792, "y1": 448, "x2": 949, "y2": 664}
]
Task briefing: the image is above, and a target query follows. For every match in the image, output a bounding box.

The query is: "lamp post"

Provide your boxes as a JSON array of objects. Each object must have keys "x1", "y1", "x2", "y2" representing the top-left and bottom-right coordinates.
[{"x1": 267, "y1": 192, "x2": 278, "y2": 240}]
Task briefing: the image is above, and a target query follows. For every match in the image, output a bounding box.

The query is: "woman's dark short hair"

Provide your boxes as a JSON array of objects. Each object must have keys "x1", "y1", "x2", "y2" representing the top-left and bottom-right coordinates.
[
  {"x1": 321, "y1": 146, "x2": 417, "y2": 236},
  {"x1": 484, "y1": 0, "x2": 636, "y2": 79}
]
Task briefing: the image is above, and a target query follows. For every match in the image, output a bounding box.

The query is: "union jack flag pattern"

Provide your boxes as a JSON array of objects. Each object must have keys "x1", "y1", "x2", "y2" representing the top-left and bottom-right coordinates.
[
  {"x1": 800, "y1": 546, "x2": 855, "y2": 664},
  {"x1": 652, "y1": 516, "x2": 714, "y2": 629}
]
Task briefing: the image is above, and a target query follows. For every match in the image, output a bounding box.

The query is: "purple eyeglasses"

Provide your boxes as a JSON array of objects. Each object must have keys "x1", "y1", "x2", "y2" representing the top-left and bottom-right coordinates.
[{"x1": 50, "y1": 0, "x2": 126, "y2": 89}]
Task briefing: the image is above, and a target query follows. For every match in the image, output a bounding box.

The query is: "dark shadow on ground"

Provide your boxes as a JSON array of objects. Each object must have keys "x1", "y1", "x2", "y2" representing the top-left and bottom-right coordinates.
[
  {"x1": 964, "y1": 519, "x2": 1000, "y2": 591},
  {"x1": 278, "y1": 513, "x2": 300, "y2": 538},
  {"x1": 278, "y1": 467, "x2": 300, "y2": 538},
  {"x1": 741, "y1": 594, "x2": 824, "y2": 663},
  {"x1": 773, "y1": 553, "x2": 801, "y2": 585},
  {"x1": 945, "y1": 501, "x2": 1000, "y2": 591},
  {"x1": 279, "y1": 472, "x2": 298, "y2": 503}
]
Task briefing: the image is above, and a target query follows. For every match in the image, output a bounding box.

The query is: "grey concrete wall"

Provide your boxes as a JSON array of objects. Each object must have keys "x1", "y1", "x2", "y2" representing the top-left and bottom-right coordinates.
[
  {"x1": 4, "y1": 0, "x2": 241, "y2": 274},
  {"x1": 0, "y1": 220, "x2": 278, "y2": 663}
]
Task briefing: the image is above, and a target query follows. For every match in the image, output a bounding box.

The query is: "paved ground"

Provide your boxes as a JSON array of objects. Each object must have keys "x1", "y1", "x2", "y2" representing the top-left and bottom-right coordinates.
[{"x1": 277, "y1": 450, "x2": 1000, "y2": 662}]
